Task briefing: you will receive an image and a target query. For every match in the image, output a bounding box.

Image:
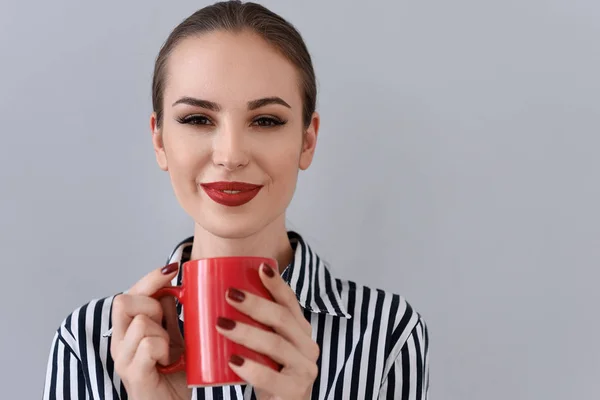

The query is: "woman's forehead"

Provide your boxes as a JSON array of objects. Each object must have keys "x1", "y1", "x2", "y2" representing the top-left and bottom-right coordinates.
[{"x1": 163, "y1": 31, "x2": 303, "y2": 107}]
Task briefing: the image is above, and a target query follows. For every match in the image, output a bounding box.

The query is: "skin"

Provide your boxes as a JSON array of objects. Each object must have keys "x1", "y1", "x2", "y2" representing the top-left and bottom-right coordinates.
[{"x1": 110, "y1": 30, "x2": 321, "y2": 400}]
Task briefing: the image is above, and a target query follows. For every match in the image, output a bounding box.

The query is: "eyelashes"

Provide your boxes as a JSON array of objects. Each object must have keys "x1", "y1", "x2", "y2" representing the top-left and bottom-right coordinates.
[
  {"x1": 252, "y1": 116, "x2": 287, "y2": 127},
  {"x1": 176, "y1": 115, "x2": 287, "y2": 128},
  {"x1": 176, "y1": 115, "x2": 212, "y2": 125}
]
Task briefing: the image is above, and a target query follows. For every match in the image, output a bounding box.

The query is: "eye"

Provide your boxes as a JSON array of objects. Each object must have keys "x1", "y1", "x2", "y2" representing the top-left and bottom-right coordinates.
[
  {"x1": 176, "y1": 115, "x2": 213, "y2": 126},
  {"x1": 252, "y1": 116, "x2": 286, "y2": 127}
]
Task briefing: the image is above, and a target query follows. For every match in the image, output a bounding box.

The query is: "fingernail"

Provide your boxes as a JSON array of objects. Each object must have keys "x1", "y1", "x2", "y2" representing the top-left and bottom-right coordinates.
[
  {"x1": 229, "y1": 354, "x2": 245, "y2": 367},
  {"x1": 261, "y1": 263, "x2": 275, "y2": 278},
  {"x1": 216, "y1": 316, "x2": 236, "y2": 330},
  {"x1": 227, "y1": 288, "x2": 245, "y2": 302},
  {"x1": 161, "y1": 263, "x2": 178, "y2": 275}
]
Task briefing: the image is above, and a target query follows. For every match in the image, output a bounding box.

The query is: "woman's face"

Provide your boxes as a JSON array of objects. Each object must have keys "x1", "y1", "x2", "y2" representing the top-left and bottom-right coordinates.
[{"x1": 151, "y1": 30, "x2": 319, "y2": 239}]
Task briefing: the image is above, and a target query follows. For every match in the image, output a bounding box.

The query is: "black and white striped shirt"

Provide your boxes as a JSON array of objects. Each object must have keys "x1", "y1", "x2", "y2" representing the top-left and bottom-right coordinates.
[{"x1": 43, "y1": 231, "x2": 430, "y2": 399}]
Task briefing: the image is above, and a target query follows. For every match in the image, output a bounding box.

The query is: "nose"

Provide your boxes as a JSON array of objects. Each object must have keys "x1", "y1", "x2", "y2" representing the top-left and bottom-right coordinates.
[{"x1": 212, "y1": 124, "x2": 249, "y2": 171}]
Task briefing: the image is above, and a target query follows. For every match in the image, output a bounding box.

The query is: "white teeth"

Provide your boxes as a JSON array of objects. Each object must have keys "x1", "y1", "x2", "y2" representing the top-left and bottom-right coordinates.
[{"x1": 222, "y1": 190, "x2": 241, "y2": 194}]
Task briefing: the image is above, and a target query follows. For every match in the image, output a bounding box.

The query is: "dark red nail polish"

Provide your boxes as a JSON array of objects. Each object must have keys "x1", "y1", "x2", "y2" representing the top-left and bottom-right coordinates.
[
  {"x1": 227, "y1": 288, "x2": 245, "y2": 302},
  {"x1": 216, "y1": 316, "x2": 236, "y2": 330},
  {"x1": 262, "y1": 263, "x2": 275, "y2": 278},
  {"x1": 229, "y1": 354, "x2": 245, "y2": 367},
  {"x1": 161, "y1": 263, "x2": 178, "y2": 275}
]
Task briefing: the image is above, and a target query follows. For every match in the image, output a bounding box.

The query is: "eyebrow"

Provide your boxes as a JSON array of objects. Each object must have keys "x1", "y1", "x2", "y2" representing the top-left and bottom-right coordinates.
[
  {"x1": 172, "y1": 96, "x2": 291, "y2": 111},
  {"x1": 248, "y1": 97, "x2": 291, "y2": 110}
]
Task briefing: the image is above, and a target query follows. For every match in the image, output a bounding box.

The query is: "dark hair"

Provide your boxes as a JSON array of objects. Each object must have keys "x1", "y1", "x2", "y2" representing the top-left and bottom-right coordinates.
[{"x1": 152, "y1": 0, "x2": 316, "y2": 128}]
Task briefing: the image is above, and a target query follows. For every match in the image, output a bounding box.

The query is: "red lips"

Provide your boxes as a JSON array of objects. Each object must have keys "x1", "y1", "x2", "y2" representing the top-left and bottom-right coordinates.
[{"x1": 200, "y1": 181, "x2": 263, "y2": 207}]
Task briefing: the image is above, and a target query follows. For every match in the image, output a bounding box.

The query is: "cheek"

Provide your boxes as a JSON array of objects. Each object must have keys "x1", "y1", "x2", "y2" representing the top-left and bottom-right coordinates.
[
  {"x1": 265, "y1": 146, "x2": 301, "y2": 184},
  {"x1": 164, "y1": 134, "x2": 211, "y2": 178},
  {"x1": 256, "y1": 133, "x2": 303, "y2": 182}
]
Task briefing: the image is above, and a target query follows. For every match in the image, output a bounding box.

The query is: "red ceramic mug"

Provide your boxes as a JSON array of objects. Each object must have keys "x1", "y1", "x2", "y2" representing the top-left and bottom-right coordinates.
[{"x1": 153, "y1": 256, "x2": 280, "y2": 387}]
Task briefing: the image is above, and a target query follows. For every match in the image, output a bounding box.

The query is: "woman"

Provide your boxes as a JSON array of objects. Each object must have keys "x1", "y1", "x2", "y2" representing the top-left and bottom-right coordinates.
[{"x1": 43, "y1": 1, "x2": 429, "y2": 399}]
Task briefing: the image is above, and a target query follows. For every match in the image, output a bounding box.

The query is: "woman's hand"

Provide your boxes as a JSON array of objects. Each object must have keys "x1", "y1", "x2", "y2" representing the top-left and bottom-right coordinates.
[
  {"x1": 110, "y1": 264, "x2": 191, "y2": 400},
  {"x1": 215, "y1": 263, "x2": 319, "y2": 400}
]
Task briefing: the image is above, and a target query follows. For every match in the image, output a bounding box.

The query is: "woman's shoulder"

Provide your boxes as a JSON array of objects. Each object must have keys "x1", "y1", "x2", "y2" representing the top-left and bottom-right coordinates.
[
  {"x1": 45, "y1": 295, "x2": 123, "y2": 399},
  {"x1": 314, "y1": 275, "x2": 429, "y2": 391},
  {"x1": 52, "y1": 294, "x2": 119, "y2": 357},
  {"x1": 333, "y1": 276, "x2": 428, "y2": 351}
]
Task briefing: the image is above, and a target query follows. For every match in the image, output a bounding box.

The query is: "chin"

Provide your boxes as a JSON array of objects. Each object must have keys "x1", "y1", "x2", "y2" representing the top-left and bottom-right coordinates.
[{"x1": 197, "y1": 212, "x2": 270, "y2": 239}]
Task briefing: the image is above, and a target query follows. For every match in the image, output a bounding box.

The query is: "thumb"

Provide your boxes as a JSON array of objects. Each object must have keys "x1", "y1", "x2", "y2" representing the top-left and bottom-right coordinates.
[{"x1": 128, "y1": 263, "x2": 179, "y2": 296}]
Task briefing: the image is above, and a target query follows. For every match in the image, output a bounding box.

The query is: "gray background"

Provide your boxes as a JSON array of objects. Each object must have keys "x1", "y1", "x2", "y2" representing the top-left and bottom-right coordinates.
[{"x1": 1, "y1": 0, "x2": 598, "y2": 398}]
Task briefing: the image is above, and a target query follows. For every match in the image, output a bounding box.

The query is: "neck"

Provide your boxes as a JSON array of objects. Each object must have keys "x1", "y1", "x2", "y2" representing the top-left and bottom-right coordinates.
[{"x1": 190, "y1": 216, "x2": 294, "y2": 274}]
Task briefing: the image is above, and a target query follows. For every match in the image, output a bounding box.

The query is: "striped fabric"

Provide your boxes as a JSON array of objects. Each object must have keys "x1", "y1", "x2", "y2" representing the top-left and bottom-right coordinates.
[{"x1": 43, "y1": 231, "x2": 430, "y2": 399}]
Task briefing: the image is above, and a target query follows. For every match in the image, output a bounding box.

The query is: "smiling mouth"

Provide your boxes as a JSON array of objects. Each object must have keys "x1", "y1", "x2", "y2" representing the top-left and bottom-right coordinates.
[{"x1": 200, "y1": 181, "x2": 263, "y2": 207}]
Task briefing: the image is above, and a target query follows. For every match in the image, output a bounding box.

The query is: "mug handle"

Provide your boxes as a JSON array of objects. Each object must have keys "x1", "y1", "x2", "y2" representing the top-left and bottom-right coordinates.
[{"x1": 152, "y1": 286, "x2": 186, "y2": 374}]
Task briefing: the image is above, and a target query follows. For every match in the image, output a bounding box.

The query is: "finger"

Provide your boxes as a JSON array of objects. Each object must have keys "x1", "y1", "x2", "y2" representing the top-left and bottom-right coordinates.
[
  {"x1": 116, "y1": 314, "x2": 170, "y2": 368},
  {"x1": 216, "y1": 318, "x2": 308, "y2": 368},
  {"x1": 228, "y1": 355, "x2": 316, "y2": 398},
  {"x1": 126, "y1": 336, "x2": 170, "y2": 385},
  {"x1": 111, "y1": 294, "x2": 164, "y2": 343},
  {"x1": 225, "y1": 288, "x2": 320, "y2": 362},
  {"x1": 259, "y1": 263, "x2": 311, "y2": 332},
  {"x1": 129, "y1": 263, "x2": 179, "y2": 296}
]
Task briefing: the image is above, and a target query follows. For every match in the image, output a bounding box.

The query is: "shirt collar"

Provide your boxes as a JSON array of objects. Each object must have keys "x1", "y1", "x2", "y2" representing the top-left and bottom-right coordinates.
[{"x1": 168, "y1": 231, "x2": 350, "y2": 319}]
